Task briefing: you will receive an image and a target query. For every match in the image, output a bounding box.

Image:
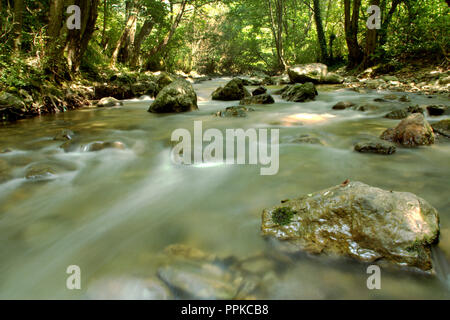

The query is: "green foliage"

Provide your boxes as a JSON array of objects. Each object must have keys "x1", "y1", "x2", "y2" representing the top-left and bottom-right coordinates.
[{"x1": 272, "y1": 207, "x2": 297, "y2": 226}]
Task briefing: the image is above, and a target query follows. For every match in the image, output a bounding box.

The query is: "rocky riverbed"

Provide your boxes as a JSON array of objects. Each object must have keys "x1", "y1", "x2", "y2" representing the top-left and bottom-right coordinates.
[{"x1": 0, "y1": 68, "x2": 449, "y2": 299}]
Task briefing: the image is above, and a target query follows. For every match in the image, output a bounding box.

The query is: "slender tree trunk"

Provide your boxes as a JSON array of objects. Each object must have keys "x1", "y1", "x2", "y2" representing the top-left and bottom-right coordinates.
[
  {"x1": 110, "y1": 14, "x2": 137, "y2": 67},
  {"x1": 46, "y1": 0, "x2": 66, "y2": 75},
  {"x1": 362, "y1": 0, "x2": 380, "y2": 69},
  {"x1": 313, "y1": 0, "x2": 329, "y2": 63},
  {"x1": 101, "y1": 0, "x2": 108, "y2": 48},
  {"x1": 148, "y1": 0, "x2": 187, "y2": 58},
  {"x1": 130, "y1": 20, "x2": 154, "y2": 68},
  {"x1": 13, "y1": 0, "x2": 24, "y2": 51},
  {"x1": 344, "y1": 0, "x2": 363, "y2": 68},
  {"x1": 267, "y1": 0, "x2": 286, "y2": 71},
  {"x1": 66, "y1": 0, "x2": 100, "y2": 73}
]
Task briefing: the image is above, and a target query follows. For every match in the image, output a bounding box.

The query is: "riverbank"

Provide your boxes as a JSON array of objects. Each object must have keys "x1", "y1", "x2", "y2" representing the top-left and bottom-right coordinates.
[{"x1": 1, "y1": 59, "x2": 449, "y2": 124}]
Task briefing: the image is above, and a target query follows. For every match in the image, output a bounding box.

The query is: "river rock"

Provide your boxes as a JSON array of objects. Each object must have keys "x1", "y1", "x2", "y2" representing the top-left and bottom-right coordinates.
[
  {"x1": 281, "y1": 83, "x2": 318, "y2": 102},
  {"x1": 158, "y1": 260, "x2": 243, "y2": 300},
  {"x1": 399, "y1": 95, "x2": 411, "y2": 102},
  {"x1": 427, "y1": 105, "x2": 449, "y2": 116},
  {"x1": 431, "y1": 119, "x2": 450, "y2": 138},
  {"x1": 215, "y1": 106, "x2": 255, "y2": 118},
  {"x1": 380, "y1": 113, "x2": 435, "y2": 147},
  {"x1": 385, "y1": 109, "x2": 409, "y2": 119},
  {"x1": 156, "y1": 72, "x2": 177, "y2": 91},
  {"x1": 288, "y1": 63, "x2": 328, "y2": 84},
  {"x1": 87, "y1": 276, "x2": 172, "y2": 300},
  {"x1": 148, "y1": 79, "x2": 198, "y2": 113},
  {"x1": 287, "y1": 134, "x2": 324, "y2": 145},
  {"x1": 261, "y1": 181, "x2": 440, "y2": 271},
  {"x1": 85, "y1": 141, "x2": 126, "y2": 152},
  {"x1": 240, "y1": 93, "x2": 274, "y2": 105},
  {"x1": 321, "y1": 73, "x2": 344, "y2": 84},
  {"x1": 0, "y1": 92, "x2": 27, "y2": 121},
  {"x1": 97, "y1": 97, "x2": 123, "y2": 108},
  {"x1": 25, "y1": 163, "x2": 56, "y2": 180},
  {"x1": 53, "y1": 129, "x2": 75, "y2": 141},
  {"x1": 354, "y1": 138, "x2": 396, "y2": 155},
  {"x1": 406, "y1": 105, "x2": 425, "y2": 114},
  {"x1": 252, "y1": 86, "x2": 267, "y2": 96},
  {"x1": 212, "y1": 78, "x2": 251, "y2": 101},
  {"x1": 332, "y1": 101, "x2": 356, "y2": 110}
]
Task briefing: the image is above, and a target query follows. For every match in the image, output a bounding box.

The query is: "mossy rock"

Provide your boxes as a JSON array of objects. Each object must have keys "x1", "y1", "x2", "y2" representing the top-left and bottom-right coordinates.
[{"x1": 261, "y1": 181, "x2": 440, "y2": 272}]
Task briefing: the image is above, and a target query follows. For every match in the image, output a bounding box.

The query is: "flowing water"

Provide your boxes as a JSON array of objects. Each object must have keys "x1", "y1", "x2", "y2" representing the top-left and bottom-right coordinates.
[{"x1": 0, "y1": 78, "x2": 449, "y2": 299}]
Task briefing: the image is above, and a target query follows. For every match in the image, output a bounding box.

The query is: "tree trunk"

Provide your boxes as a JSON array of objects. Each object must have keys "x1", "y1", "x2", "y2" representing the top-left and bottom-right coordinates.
[
  {"x1": 267, "y1": 0, "x2": 286, "y2": 71},
  {"x1": 66, "y1": 0, "x2": 100, "y2": 73},
  {"x1": 344, "y1": 0, "x2": 363, "y2": 68},
  {"x1": 46, "y1": 0, "x2": 66, "y2": 77},
  {"x1": 130, "y1": 20, "x2": 154, "y2": 69},
  {"x1": 101, "y1": 0, "x2": 108, "y2": 48},
  {"x1": 13, "y1": 0, "x2": 24, "y2": 51},
  {"x1": 148, "y1": 0, "x2": 187, "y2": 59},
  {"x1": 313, "y1": 0, "x2": 329, "y2": 63},
  {"x1": 110, "y1": 13, "x2": 137, "y2": 67},
  {"x1": 362, "y1": 0, "x2": 380, "y2": 69}
]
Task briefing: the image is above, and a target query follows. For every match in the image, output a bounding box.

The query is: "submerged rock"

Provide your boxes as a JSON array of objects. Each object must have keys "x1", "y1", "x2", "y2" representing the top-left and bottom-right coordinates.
[
  {"x1": 281, "y1": 82, "x2": 318, "y2": 102},
  {"x1": 97, "y1": 97, "x2": 123, "y2": 108},
  {"x1": 286, "y1": 134, "x2": 324, "y2": 145},
  {"x1": 25, "y1": 163, "x2": 56, "y2": 180},
  {"x1": 158, "y1": 260, "x2": 242, "y2": 300},
  {"x1": 354, "y1": 138, "x2": 396, "y2": 155},
  {"x1": 252, "y1": 86, "x2": 267, "y2": 96},
  {"x1": 148, "y1": 79, "x2": 198, "y2": 113},
  {"x1": 380, "y1": 113, "x2": 435, "y2": 147},
  {"x1": 431, "y1": 119, "x2": 450, "y2": 138},
  {"x1": 288, "y1": 63, "x2": 328, "y2": 84},
  {"x1": 261, "y1": 181, "x2": 440, "y2": 271},
  {"x1": 87, "y1": 276, "x2": 172, "y2": 300},
  {"x1": 240, "y1": 93, "x2": 274, "y2": 105},
  {"x1": 215, "y1": 106, "x2": 255, "y2": 118},
  {"x1": 332, "y1": 101, "x2": 356, "y2": 110},
  {"x1": 212, "y1": 78, "x2": 251, "y2": 101},
  {"x1": 85, "y1": 141, "x2": 126, "y2": 152},
  {"x1": 53, "y1": 129, "x2": 75, "y2": 141}
]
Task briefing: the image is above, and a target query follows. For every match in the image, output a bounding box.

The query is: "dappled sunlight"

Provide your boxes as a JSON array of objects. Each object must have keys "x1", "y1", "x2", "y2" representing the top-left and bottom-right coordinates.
[{"x1": 281, "y1": 113, "x2": 336, "y2": 126}]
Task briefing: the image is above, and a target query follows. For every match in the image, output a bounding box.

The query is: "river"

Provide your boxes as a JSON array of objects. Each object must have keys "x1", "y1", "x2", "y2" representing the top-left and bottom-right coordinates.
[{"x1": 0, "y1": 78, "x2": 449, "y2": 299}]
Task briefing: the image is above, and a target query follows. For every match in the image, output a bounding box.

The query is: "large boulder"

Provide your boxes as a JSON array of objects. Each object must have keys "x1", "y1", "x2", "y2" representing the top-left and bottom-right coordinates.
[
  {"x1": 239, "y1": 93, "x2": 274, "y2": 105},
  {"x1": 288, "y1": 63, "x2": 328, "y2": 84},
  {"x1": 148, "y1": 79, "x2": 198, "y2": 113},
  {"x1": 321, "y1": 73, "x2": 344, "y2": 84},
  {"x1": 380, "y1": 113, "x2": 435, "y2": 147},
  {"x1": 261, "y1": 181, "x2": 440, "y2": 271},
  {"x1": 281, "y1": 82, "x2": 318, "y2": 102},
  {"x1": 156, "y1": 72, "x2": 177, "y2": 91},
  {"x1": 0, "y1": 92, "x2": 27, "y2": 121},
  {"x1": 212, "y1": 78, "x2": 251, "y2": 101}
]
